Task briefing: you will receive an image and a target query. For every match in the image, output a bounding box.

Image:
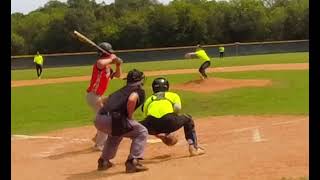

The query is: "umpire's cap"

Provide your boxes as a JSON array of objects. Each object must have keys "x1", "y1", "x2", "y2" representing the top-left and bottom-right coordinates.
[
  {"x1": 99, "y1": 42, "x2": 114, "y2": 53},
  {"x1": 152, "y1": 77, "x2": 169, "y2": 93},
  {"x1": 125, "y1": 69, "x2": 145, "y2": 85}
]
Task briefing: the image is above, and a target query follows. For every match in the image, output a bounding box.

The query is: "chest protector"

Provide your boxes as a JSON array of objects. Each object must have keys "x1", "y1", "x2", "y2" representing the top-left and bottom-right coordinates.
[{"x1": 100, "y1": 85, "x2": 145, "y2": 136}]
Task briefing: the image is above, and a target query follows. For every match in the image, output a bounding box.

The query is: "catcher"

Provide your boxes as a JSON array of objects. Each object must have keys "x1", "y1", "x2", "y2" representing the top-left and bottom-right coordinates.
[
  {"x1": 185, "y1": 44, "x2": 211, "y2": 80},
  {"x1": 140, "y1": 77, "x2": 205, "y2": 156}
]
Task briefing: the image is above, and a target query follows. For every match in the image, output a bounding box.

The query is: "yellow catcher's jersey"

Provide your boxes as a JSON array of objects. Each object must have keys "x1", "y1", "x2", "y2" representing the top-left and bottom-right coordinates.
[
  {"x1": 142, "y1": 91, "x2": 181, "y2": 119},
  {"x1": 195, "y1": 49, "x2": 210, "y2": 63},
  {"x1": 34, "y1": 55, "x2": 44, "y2": 65}
]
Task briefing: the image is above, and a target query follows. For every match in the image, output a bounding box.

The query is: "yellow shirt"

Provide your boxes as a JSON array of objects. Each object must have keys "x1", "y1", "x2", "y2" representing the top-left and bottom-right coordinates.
[
  {"x1": 219, "y1": 47, "x2": 225, "y2": 52},
  {"x1": 195, "y1": 49, "x2": 210, "y2": 63},
  {"x1": 142, "y1": 91, "x2": 181, "y2": 119},
  {"x1": 34, "y1": 55, "x2": 44, "y2": 65}
]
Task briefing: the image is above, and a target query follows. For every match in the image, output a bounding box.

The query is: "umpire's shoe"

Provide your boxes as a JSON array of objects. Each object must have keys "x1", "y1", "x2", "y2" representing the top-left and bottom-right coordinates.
[
  {"x1": 97, "y1": 158, "x2": 114, "y2": 171},
  {"x1": 189, "y1": 145, "x2": 205, "y2": 157},
  {"x1": 125, "y1": 159, "x2": 148, "y2": 173}
]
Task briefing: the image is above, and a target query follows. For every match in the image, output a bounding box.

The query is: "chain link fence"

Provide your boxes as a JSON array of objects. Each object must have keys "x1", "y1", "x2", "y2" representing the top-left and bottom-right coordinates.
[{"x1": 11, "y1": 40, "x2": 309, "y2": 70}]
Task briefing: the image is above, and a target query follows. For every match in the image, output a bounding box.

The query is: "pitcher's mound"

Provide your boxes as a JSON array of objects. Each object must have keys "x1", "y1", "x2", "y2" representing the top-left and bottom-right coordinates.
[{"x1": 172, "y1": 77, "x2": 272, "y2": 93}]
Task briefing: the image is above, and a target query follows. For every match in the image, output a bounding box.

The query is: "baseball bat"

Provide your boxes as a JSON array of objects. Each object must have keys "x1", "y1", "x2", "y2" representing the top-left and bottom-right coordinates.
[{"x1": 73, "y1": 30, "x2": 111, "y2": 54}]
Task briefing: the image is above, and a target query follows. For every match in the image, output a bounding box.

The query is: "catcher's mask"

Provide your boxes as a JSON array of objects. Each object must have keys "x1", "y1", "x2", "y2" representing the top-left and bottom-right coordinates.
[
  {"x1": 125, "y1": 69, "x2": 145, "y2": 85},
  {"x1": 98, "y1": 42, "x2": 114, "y2": 54},
  {"x1": 152, "y1": 77, "x2": 169, "y2": 93}
]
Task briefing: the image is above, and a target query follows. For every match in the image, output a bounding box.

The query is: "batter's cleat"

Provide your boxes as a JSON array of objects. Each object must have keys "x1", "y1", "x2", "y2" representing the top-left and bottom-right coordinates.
[
  {"x1": 125, "y1": 159, "x2": 148, "y2": 173},
  {"x1": 189, "y1": 145, "x2": 205, "y2": 157},
  {"x1": 92, "y1": 144, "x2": 104, "y2": 151},
  {"x1": 97, "y1": 158, "x2": 114, "y2": 171}
]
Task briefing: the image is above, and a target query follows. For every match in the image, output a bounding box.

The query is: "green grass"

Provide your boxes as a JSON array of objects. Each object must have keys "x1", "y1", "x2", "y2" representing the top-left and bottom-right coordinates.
[
  {"x1": 11, "y1": 52, "x2": 308, "y2": 80},
  {"x1": 11, "y1": 70, "x2": 308, "y2": 134}
]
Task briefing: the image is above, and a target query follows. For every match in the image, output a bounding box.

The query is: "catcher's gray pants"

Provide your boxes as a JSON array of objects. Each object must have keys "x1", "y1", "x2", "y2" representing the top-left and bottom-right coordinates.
[
  {"x1": 86, "y1": 92, "x2": 107, "y2": 148},
  {"x1": 95, "y1": 113, "x2": 148, "y2": 161}
]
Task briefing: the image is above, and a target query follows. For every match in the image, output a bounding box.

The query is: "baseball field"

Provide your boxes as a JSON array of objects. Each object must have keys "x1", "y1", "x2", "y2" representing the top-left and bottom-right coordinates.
[{"x1": 11, "y1": 52, "x2": 309, "y2": 180}]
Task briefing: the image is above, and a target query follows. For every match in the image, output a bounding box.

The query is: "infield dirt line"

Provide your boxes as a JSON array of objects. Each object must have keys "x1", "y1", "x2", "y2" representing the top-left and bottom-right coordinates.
[
  {"x1": 271, "y1": 119, "x2": 305, "y2": 126},
  {"x1": 11, "y1": 134, "x2": 163, "y2": 144},
  {"x1": 11, "y1": 63, "x2": 308, "y2": 87}
]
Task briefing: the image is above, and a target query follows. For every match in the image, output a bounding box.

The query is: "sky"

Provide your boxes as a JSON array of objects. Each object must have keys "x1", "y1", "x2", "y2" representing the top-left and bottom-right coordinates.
[{"x1": 11, "y1": 0, "x2": 172, "y2": 14}]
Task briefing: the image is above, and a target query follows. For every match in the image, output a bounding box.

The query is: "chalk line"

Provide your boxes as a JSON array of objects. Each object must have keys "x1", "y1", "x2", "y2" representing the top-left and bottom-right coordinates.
[
  {"x1": 271, "y1": 119, "x2": 305, "y2": 126},
  {"x1": 223, "y1": 126, "x2": 260, "y2": 134},
  {"x1": 12, "y1": 134, "x2": 162, "y2": 144},
  {"x1": 251, "y1": 128, "x2": 267, "y2": 143}
]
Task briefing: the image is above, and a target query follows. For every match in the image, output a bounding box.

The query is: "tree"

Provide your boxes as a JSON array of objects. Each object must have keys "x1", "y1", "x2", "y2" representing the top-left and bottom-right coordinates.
[
  {"x1": 145, "y1": 5, "x2": 178, "y2": 47},
  {"x1": 11, "y1": 33, "x2": 26, "y2": 55},
  {"x1": 227, "y1": 0, "x2": 268, "y2": 42},
  {"x1": 282, "y1": 0, "x2": 309, "y2": 39},
  {"x1": 10, "y1": 0, "x2": 309, "y2": 55},
  {"x1": 116, "y1": 11, "x2": 149, "y2": 49},
  {"x1": 171, "y1": 0, "x2": 208, "y2": 45}
]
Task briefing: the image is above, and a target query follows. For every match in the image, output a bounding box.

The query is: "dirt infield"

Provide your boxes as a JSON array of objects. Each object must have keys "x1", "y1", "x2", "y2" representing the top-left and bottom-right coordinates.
[
  {"x1": 12, "y1": 115, "x2": 308, "y2": 180},
  {"x1": 11, "y1": 63, "x2": 309, "y2": 179},
  {"x1": 11, "y1": 63, "x2": 308, "y2": 87},
  {"x1": 172, "y1": 78, "x2": 272, "y2": 93}
]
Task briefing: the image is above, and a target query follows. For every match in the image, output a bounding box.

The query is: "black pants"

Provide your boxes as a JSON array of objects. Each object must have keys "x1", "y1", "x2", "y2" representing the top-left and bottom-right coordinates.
[
  {"x1": 199, "y1": 61, "x2": 211, "y2": 78},
  {"x1": 219, "y1": 52, "x2": 224, "y2": 58},
  {"x1": 140, "y1": 113, "x2": 198, "y2": 145},
  {"x1": 35, "y1": 64, "x2": 43, "y2": 77}
]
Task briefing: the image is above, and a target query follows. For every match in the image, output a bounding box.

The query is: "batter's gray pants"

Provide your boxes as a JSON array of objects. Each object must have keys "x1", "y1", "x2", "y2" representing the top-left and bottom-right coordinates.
[
  {"x1": 95, "y1": 113, "x2": 148, "y2": 161},
  {"x1": 86, "y1": 92, "x2": 108, "y2": 148}
]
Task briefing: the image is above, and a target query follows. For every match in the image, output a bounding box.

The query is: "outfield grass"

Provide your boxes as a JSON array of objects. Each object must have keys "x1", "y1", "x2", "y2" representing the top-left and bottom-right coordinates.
[
  {"x1": 11, "y1": 52, "x2": 308, "y2": 80},
  {"x1": 11, "y1": 70, "x2": 308, "y2": 134}
]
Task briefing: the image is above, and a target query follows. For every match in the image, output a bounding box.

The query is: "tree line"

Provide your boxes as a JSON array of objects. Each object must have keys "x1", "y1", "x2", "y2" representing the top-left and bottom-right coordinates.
[{"x1": 11, "y1": 0, "x2": 309, "y2": 55}]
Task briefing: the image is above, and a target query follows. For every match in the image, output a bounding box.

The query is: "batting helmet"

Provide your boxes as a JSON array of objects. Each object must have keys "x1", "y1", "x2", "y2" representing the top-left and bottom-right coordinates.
[
  {"x1": 98, "y1": 42, "x2": 114, "y2": 53},
  {"x1": 126, "y1": 69, "x2": 145, "y2": 85},
  {"x1": 152, "y1": 77, "x2": 169, "y2": 93}
]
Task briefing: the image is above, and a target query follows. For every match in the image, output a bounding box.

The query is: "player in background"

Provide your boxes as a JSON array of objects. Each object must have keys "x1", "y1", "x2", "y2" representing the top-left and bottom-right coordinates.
[
  {"x1": 86, "y1": 42, "x2": 123, "y2": 151},
  {"x1": 140, "y1": 77, "x2": 205, "y2": 156},
  {"x1": 33, "y1": 51, "x2": 44, "y2": 79},
  {"x1": 219, "y1": 46, "x2": 225, "y2": 58},
  {"x1": 185, "y1": 44, "x2": 212, "y2": 79}
]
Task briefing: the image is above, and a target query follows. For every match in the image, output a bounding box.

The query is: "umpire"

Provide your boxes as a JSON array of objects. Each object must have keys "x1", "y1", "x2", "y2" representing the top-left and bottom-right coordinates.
[
  {"x1": 94, "y1": 69, "x2": 148, "y2": 173},
  {"x1": 140, "y1": 77, "x2": 205, "y2": 156}
]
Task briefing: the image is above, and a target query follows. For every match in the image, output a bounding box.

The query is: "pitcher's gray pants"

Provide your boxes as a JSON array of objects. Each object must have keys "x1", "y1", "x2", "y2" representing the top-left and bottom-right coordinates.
[{"x1": 95, "y1": 113, "x2": 148, "y2": 161}]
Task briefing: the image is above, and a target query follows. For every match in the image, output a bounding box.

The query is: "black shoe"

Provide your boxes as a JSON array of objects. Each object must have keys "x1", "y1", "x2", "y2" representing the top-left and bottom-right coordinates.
[
  {"x1": 97, "y1": 158, "x2": 113, "y2": 171},
  {"x1": 125, "y1": 159, "x2": 148, "y2": 173}
]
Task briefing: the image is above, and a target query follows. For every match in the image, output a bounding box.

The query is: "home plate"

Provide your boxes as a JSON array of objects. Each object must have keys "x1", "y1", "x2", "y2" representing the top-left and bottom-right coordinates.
[{"x1": 147, "y1": 139, "x2": 162, "y2": 144}]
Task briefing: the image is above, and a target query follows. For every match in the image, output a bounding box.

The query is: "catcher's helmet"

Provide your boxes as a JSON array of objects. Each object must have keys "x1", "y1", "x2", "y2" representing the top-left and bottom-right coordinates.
[
  {"x1": 98, "y1": 42, "x2": 114, "y2": 53},
  {"x1": 126, "y1": 69, "x2": 145, "y2": 85},
  {"x1": 152, "y1": 77, "x2": 169, "y2": 93}
]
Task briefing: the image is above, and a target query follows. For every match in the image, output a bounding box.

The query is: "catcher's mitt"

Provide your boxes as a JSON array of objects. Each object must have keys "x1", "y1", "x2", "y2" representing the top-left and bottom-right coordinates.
[{"x1": 156, "y1": 133, "x2": 178, "y2": 146}]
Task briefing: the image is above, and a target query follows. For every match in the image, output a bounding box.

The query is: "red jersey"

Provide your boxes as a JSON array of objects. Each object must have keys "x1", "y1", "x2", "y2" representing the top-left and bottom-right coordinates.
[{"x1": 86, "y1": 55, "x2": 114, "y2": 96}]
